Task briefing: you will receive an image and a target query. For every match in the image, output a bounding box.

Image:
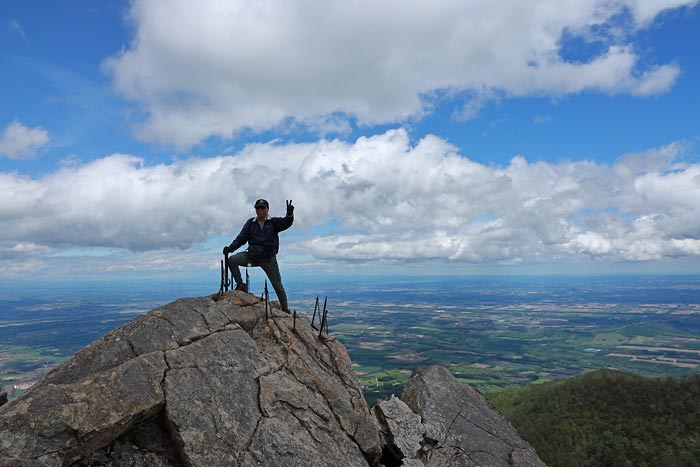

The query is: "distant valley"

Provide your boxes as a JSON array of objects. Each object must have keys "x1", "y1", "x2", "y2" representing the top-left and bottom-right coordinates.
[{"x1": 2, "y1": 275, "x2": 699, "y2": 402}]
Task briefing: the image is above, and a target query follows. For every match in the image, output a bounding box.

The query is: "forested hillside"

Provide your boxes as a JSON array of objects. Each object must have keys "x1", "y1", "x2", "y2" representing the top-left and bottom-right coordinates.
[{"x1": 490, "y1": 370, "x2": 700, "y2": 467}]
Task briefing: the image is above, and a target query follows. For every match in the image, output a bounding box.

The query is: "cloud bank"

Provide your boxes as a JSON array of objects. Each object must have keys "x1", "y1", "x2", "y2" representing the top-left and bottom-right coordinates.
[
  {"x1": 0, "y1": 120, "x2": 49, "y2": 159},
  {"x1": 1, "y1": 129, "x2": 699, "y2": 275},
  {"x1": 105, "y1": 0, "x2": 697, "y2": 148}
]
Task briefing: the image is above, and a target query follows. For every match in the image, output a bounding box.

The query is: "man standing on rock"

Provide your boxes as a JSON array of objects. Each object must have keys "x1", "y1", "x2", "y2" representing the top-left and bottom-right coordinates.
[{"x1": 223, "y1": 198, "x2": 294, "y2": 312}]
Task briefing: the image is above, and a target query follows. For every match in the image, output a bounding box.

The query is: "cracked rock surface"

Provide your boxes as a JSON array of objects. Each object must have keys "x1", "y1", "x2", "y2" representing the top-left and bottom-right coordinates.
[
  {"x1": 399, "y1": 366, "x2": 546, "y2": 467},
  {"x1": 372, "y1": 395, "x2": 425, "y2": 462},
  {"x1": 0, "y1": 291, "x2": 381, "y2": 467},
  {"x1": 0, "y1": 292, "x2": 546, "y2": 467}
]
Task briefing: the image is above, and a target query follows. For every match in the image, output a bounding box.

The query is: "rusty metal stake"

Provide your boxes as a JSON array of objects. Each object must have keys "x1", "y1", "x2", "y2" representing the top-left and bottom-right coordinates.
[
  {"x1": 224, "y1": 252, "x2": 230, "y2": 291},
  {"x1": 214, "y1": 253, "x2": 230, "y2": 300},
  {"x1": 318, "y1": 297, "x2": 328, "y2": 339},
  {"x1": 311, "y1": 295, "x2": 320, "y2": 329},
  {"x1": 264, "y1": 280, "x2": 269, "y2": 320}
]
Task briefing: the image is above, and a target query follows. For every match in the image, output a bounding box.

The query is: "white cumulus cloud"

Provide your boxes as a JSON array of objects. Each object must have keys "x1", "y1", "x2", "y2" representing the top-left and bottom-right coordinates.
[
  {"x1": 0, "y1": 120, "x2": 50, "y2": 159},
  {"x1": 1, "y1": 129, "x2": 700, "y2": 275},
  {"x1": 104, "y1": 0, "x2": 697, "y2": 148}
]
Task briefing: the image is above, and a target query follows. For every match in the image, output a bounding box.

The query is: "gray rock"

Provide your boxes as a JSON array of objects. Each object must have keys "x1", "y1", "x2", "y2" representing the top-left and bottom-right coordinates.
[
  {"x1": 401, "y1": 460, "x2": 426, "y2": 467},
  {"x1": 0, "y1": 291, "x2": 382, "y2": 467},
  {"x1": 0, "y1": 386, "x2": 7, "y2": 407},
  {"x1": 71, "y1": 413, "x2": 182, "y2": 467},
  {"x1": 400, "y1": 365, "x2": 546, "y2": 467},
  {"x1": 0, "y1": 291, "x2": 543, "y2": 467},
  {"x1": 0, "y1": 351, "x2": 167, "y2": 466},
  {"x1": 163, "y1": 328, "x2": 269, "y2": 467},
  {"x1": 372, "y1": 395, "x2": 425, "y2": 460},
  {"x1": 0, "y1": 459, "x2": 50, "y2": 467}
]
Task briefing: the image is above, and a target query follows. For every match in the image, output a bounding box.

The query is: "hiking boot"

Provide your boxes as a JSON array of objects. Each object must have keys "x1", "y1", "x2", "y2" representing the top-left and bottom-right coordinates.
[
  {"x1": 282, "y1": 307, "x2": 291, "y2": 314},
  {"x1": 234, "y1": 283, "x2": 248, "y2": 293}
]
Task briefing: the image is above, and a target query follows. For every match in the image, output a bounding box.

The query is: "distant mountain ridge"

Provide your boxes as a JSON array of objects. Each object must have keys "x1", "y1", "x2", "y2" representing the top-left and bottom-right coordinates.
[{"x1": 0, "y1": 290, "x2": 545, "y2": 467}]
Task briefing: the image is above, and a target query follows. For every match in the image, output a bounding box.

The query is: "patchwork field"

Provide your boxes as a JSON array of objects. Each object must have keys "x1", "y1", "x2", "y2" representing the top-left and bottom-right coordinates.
[{"x1": 1, "y1": 276, "x2": 699, "y2": 402}]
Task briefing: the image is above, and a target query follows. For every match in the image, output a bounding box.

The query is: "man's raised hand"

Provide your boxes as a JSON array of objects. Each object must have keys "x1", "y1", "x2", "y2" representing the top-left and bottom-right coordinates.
[{"x1": 286, "y1": 200, "x2": 294, "y2": 217}]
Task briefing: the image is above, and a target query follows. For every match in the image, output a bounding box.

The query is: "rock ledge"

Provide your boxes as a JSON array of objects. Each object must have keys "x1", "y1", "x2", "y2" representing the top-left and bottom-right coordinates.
[{"x1": 0, "y1": 292, "x2": 545, "y2": 467}]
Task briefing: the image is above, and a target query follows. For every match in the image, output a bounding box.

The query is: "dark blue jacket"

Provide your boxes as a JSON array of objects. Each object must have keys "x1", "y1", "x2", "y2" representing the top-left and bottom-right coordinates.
[{"x1": 228, "y1": 215, "x2": 293, "y2": 257}]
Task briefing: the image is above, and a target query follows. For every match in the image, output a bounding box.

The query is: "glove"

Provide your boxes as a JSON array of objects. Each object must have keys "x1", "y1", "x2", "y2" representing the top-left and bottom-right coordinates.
[
  {"x1": 223, "y1": 246, "x2": 231, "y2": 255},
  {"x1": 286, "y1": 199, "x2": 294, "y2": 217}
]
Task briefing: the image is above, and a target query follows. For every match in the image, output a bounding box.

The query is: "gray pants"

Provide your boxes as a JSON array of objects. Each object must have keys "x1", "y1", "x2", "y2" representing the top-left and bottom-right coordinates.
[{"x1": 227, "y1": 252, "x2": 288, "y2": 310}]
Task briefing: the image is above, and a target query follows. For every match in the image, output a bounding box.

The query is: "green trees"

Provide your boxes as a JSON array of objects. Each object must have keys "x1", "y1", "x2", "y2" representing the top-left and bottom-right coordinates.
[{"x1": 490, "y1": 370, "x2": 700, "y2": 467}]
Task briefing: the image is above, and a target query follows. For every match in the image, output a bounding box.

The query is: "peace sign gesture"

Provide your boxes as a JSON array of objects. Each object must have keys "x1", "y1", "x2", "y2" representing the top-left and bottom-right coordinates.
[{"x1": 286, "y1": 199, "x2": 294, "y2": 217}]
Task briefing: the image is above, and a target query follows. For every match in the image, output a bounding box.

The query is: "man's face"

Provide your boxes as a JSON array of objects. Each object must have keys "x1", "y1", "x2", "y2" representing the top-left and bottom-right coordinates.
[{"x1": 255, "y1": 206, "x2": 268, "y2": 218}]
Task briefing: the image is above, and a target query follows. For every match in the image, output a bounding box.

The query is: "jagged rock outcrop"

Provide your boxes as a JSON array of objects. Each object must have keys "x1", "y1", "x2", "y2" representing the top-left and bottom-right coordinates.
[
  {"x1": 0, "y1": 291, "x2": 546, "y2": 467},
  {"x1": 0, "y1": 387, "x2": 7, "y2": 407},
  {"x1": 0, "y1": 292, "x2": 381, "y2": 467},
  {"x1": 373, "y1": 395, "x2": 425, "y2": 458},
  {"x1": 372, "y1": 396, "x2": 425, "y2": 467},
  {"x1": 395, "y1": 366, "x2": 546, "y2": 467}
]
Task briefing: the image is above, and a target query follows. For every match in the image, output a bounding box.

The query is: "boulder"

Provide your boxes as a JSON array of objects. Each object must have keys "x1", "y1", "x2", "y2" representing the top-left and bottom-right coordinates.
[
  {"x1": 0, "y1": 291, "x2": 545, "y2": 467},
  {"x1": 400, "y1": 365, "x2": 546, "y2": 467},
  {"x1": 0, "y1": 291, "x2": 382, "y2": 467},
  {"x1": 0, "y1": 351, "x2": 167, "y2": 466},
  {"x1": 372, "y1": 395, "x2": 425, "y2": 462}
]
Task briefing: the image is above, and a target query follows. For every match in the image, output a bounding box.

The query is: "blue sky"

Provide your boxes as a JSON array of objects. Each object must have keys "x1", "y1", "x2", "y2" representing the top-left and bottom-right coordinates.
[{"x1": 1, "y1": 0, "x2": 700, "y2": 280}]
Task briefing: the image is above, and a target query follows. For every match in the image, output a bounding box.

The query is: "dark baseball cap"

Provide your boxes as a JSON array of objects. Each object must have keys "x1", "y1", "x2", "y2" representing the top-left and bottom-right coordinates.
[{"x1": 254, "y1": 199, "x2": 269, "y2": 208}]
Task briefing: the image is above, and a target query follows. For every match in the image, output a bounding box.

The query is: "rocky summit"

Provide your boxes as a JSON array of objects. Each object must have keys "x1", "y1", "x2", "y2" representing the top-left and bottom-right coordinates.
[{"x1": 0, "y1": 291, "x2": 545, "y2": 467}]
